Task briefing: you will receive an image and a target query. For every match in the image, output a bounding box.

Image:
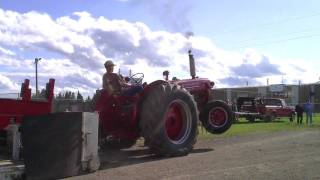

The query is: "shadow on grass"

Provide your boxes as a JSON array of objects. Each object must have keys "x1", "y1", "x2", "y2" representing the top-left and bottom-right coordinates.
[
  {"x1": 98, "y1": 147, "x2": 213, "y2": 170},
  {"x1": 307, "y1": 124, "x2": 320, "y2": 128},
  {"x1": 234, "y1": 120, "x2": 285, "y2": 124}
]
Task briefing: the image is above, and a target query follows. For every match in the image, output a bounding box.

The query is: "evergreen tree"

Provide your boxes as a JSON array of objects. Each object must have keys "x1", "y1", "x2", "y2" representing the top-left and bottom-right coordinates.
[
  {"x1": 31, "y1": 88, "x2": 45, "y2": 98},
  {"x1": 91, "y1": 90, "x2": 102, "y2": 108},
  {"x1": 71, "y1": 92, "x2": 76, "y2": 100},
  {"x1": 77, "y1": 91, "x2": 84, "y2": 102},
  {"x1": 64, "y1": 91, "x2": 68, "y2": 99},
  {"x1": 40, "y1": 88, "x2": 46, "y2": 98},
  {"x1": 85, "y1": 95, "x2": 91, "y2": 102},
  {"x1": 57, "y1": 92, "x2": 63, "y2": 99}
]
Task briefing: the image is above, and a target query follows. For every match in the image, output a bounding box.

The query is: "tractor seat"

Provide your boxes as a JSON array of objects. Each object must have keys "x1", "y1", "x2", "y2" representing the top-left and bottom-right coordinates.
[{"x1": 95, "y1": 90, "x2": 138, "y2": 111}]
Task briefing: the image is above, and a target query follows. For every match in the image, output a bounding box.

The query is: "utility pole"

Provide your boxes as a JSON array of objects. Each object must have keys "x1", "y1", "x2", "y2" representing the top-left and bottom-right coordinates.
[{"x1": 35, "y1": 57, "x2": 42, "y2": 95}]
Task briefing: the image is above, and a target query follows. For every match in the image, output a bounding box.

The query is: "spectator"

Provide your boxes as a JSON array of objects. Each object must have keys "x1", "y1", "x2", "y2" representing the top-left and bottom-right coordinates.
[
  {"x1": 295, "y1": 104, "x2": 303, "y2": 124},
  {"x1": 231, "y1": 100, "x2": 239, "y2": 122},
  {"x1": 303, "y1": 100, "x2": 313, "y2": 125}
]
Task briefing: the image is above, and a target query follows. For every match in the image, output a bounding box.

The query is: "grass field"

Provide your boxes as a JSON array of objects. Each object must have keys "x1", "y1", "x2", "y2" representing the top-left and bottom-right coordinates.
[{"x1": 199, "y1": 113, "x2": 320, "y2": 139}]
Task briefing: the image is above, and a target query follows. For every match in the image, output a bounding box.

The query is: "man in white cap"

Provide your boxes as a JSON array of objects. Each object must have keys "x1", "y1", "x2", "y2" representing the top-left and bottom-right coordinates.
[{"x1": 102, "y1": 60, "x2": 142, "y2": 96}]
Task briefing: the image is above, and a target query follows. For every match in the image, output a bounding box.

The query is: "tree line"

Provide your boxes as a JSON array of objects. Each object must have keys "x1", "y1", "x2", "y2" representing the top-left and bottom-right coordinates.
[{"x1": 33, "y1": 89, "x2": 93, "y2": 102}]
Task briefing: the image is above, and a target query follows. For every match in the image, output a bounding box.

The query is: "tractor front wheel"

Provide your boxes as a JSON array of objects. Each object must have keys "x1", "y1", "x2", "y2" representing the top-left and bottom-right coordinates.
[
  {"x1": 200, "y1": 101, "x2": 233, "y2": 134},
  {"x1": 139, "y1": 83, "x2": 198, "y2": 157}
]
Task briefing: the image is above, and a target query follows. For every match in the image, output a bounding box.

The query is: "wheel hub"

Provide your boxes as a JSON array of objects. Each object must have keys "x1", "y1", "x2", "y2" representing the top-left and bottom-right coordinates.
[
  {"x1": 209, "y1": 107, "x2": 228, "y2": 127},
  {"x1": 164, "y1": 100, "x2": 191, "y2": 144},
  {"x1": 165, "y1": 103, "x2": 183, "y2": 141}
]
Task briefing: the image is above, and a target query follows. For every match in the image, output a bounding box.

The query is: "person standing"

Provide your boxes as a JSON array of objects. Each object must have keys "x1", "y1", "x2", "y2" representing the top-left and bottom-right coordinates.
[
  {"x1": 295, "y1": 104, "x2": 303, "y2": 124},
  {"x1": 303, "y1": 100, "x2": 313, "y2": 125}
]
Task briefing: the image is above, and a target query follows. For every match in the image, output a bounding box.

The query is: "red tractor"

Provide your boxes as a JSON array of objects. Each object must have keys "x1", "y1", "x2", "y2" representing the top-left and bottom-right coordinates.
[{"x1": 96, "y1": 50, "x2": 233, "y2": 157}]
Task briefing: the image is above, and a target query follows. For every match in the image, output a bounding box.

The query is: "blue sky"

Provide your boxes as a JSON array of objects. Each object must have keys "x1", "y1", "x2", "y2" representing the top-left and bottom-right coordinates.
[
  {"x1": 0, "y1": 0, "x2": 319, "y2": 96},
  {"x1": 3, "y1": 0, "x2": 320, "y2": 52}
]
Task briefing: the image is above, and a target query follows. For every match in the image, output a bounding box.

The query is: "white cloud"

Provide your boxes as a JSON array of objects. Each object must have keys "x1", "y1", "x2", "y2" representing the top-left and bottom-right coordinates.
[
  {"x1": 0, "y1": 46, "x2": 15, "y2": 56},
  {"x1": 0, "y1": 8, "x2": 317, "y2": 96},
  {"x1": 275, "y1": 58, "x2": 319, "y2": 84},
  {"x1": 0, "y1": 74, "x2": 19, "y2": 92}
]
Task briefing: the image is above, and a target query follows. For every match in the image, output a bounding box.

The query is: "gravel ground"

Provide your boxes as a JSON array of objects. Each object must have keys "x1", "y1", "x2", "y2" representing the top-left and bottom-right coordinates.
[{"x1": 67, "y1": 129, "x2": 320, "y2": 180}]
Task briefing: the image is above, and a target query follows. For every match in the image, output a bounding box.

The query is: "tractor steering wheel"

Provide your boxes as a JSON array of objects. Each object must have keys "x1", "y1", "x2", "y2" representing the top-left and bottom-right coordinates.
[{"x1": 129, "y1": 73, "x2": 144, "y2": 85}]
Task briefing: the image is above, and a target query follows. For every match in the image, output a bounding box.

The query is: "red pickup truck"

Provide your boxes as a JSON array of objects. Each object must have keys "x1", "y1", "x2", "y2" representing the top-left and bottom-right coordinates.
[{"x1": 236, "y1": 97, "x2": 295, "y2": 122}]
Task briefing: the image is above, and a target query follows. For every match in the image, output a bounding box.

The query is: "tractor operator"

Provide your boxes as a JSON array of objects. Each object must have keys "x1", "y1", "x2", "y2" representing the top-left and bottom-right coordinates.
[{"x1": 103, "y1": 60, "x2": 143, "y2": 96}]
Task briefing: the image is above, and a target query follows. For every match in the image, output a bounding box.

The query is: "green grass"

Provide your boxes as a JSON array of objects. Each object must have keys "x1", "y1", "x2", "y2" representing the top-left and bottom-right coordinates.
[{"x1": 199, "y1": 113, "x2": 320, "y2": 139}]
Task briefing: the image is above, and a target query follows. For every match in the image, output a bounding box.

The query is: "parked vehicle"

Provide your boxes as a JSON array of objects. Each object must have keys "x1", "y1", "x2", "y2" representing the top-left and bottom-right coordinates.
[{"x1": 236, "y1": 97, "x2": 295, "y2": 122}]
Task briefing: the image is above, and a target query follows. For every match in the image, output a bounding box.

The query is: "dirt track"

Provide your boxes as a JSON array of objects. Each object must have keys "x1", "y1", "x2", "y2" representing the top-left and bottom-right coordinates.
[{"x1": 68, "y1": 129, "x2": 320, "y2": 180}]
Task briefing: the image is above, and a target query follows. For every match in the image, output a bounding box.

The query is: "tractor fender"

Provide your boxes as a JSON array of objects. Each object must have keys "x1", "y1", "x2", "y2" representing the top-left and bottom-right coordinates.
[
  {"x1": 138, "y1": 80, "x2": 168, "y2": 106},
  {"x1": 136, "y1": 80, "x2": 168, "y2": 124},
  {"x1": 141, "y1": 80, "x2": 168, "y2": 96}
]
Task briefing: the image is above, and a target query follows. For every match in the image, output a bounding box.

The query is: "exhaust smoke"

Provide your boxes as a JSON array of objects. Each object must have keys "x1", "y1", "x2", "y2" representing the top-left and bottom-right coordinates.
[{"x1": 185, "y1": 32, "x2": 195, "y2": 79}]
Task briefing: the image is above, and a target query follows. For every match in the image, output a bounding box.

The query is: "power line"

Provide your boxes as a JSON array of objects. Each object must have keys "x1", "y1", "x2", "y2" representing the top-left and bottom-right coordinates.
[
  {"x1": 210, "y1": 11, "x2": 320, "y2": 49},
  {"x1": 227, "y1": 26, "x2": 320, "y2": 45},
  {"x1": 214, "y1": 11, "x2": 320, "y2": 36},
  {"x1": 230, "y1": 33, "x2": 320, "y2": 49}
]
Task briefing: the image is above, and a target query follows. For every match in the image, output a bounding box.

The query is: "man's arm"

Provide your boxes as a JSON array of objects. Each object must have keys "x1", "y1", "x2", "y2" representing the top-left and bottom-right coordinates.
[{"x1": 117, "y1": 74, "x2": 129, "y2": 88}]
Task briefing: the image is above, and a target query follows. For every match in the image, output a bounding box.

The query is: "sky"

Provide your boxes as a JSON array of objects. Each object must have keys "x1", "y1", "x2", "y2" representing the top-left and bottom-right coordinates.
[{"x1": 0, "y1": 0, "x2": 320, "y2": 97}]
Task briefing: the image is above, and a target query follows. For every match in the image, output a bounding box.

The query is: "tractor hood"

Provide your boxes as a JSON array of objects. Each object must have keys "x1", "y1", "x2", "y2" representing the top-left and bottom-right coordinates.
[{"x1": 174, "y1": 78, "x2": 213, "y2": 91}]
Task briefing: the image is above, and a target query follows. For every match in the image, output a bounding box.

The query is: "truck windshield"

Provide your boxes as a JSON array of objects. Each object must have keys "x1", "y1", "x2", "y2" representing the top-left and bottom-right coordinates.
[{"x1": 264, "y1": 99, "x2": 282, "y2": 106}]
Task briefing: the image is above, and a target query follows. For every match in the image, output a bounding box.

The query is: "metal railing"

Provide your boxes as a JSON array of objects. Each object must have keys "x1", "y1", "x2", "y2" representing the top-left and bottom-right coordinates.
[
  {"x1": 0, "y1": 93, "x2": 48, "y2": 101},
  {"x1": 0, "y1": 93, "x2": 20, "y2": 99}
]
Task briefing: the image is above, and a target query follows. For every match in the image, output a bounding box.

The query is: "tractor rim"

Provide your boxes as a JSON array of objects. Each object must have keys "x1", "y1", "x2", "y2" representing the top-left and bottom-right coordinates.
[
  {"x1": 208, "y1": 107, "x2": 228, "y2": 128},
  {"x1": 164, "y1": 99, "x2": 192, "y2": 144}
]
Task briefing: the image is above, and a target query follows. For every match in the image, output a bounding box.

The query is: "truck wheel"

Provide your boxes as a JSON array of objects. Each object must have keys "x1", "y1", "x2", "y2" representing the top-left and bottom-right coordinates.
[
  {"x1": 264, "y1": 112, "x2": 276, "y2": 122},
  {"x1": 200, "y1": 101, "x2": 233, "y2": 134},
  {"x1": 139, "y1": 83, "x2": 198, "y2": 157},
  {"x1": 289, "y1": 113, "x2": 295, "y2": 122},
  {"x1": 247, "y1": 116, "x2": 255, "y2": 123}
]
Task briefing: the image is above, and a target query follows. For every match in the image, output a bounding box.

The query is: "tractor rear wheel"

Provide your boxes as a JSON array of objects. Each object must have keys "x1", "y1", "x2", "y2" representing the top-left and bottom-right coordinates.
[
  {"x1": 139, "y1": 83, "x2": 198, "y2": 157},
  {"x1": 200, "y1": 101, "x2": 233, "y2": 134}
]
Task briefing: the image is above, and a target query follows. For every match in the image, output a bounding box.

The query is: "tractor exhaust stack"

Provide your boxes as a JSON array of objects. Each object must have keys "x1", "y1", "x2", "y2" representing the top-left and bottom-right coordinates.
[{"x1": 188, "y1": 50, "x2": 196, "y2": 79}]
